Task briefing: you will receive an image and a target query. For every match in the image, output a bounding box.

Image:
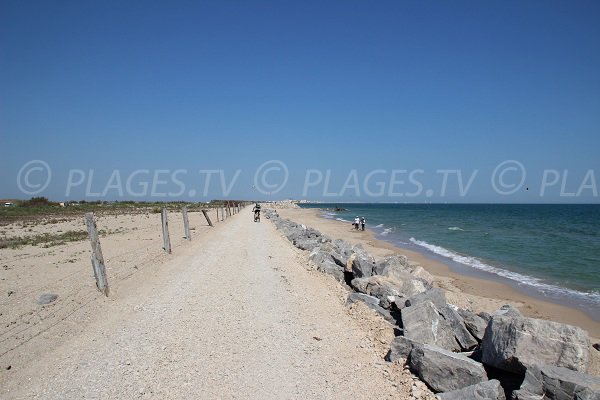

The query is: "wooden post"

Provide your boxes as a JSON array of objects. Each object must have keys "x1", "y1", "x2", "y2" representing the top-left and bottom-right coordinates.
[
  {"x1": 221, "y1": 206, "x2": 225, "y2": 220},
  {"x1": 202, "y1": 209, "x2": 214, "y2": 227},
  {"x1": 216, "y1": 207, "x2": 219, "y2": 222},
  {"x1": 182, "y1": 206, "x2": 191, "y2": 240},
  {"x1": 161, "y1": 207, "x2": 171, "y2": 254},
  {"x1": 85, "y1": 213, "x2": 109, "y2": 296}
]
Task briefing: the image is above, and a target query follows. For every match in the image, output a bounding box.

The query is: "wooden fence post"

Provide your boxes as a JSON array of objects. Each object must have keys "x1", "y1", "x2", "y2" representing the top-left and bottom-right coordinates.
[
  {"x1": 85, "y1": 213, "x2": 109, "y2": 296},
  {"x1": 182, "y1": 206, "x2": 191, "y2": 240},
  {"x1": 202, "y1": 209, "x2": 214, "y2": 227},
  {"x1": 221, "y1": 206, "x2": 225, "y2": 220},
  {"x1": 216, "y1": 207, "x2": 219, "y2": 222},
  {"x1": 161, "y1": 207, "x2": 171, "y2": 254}
]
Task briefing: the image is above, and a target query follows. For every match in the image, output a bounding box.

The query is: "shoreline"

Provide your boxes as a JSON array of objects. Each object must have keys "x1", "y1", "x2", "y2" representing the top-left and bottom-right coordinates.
[{"x1": 277, "y1": 207, "x2": 600, "y2": 339}]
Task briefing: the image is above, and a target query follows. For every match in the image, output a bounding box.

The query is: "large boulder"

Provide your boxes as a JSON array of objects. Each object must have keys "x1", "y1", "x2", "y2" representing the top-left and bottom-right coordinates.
[
  {"x1": 346, "y1": 292, "x2": 395, "y2": 324},
  {"x1": 493, "y1": 304, "x2": 523, "y2": 318},
  {"x1": 317, "y1": 241, "x2": 345, "y2": 266},
  {"x1": 351, "y1": 276, "x2": 404, "y2": 309},
  {"x1": 347, "y1": 247, "x2": 376, "y2": 278},
  {"x1": 513, "y1": 364, "x2": 600, "y2": 400},
  {"x1": 308, "y1": 248, "x2": 345, "y2": 282},
  {"x1": 409, "y1": 344, "x2": 488, "y2": 393},
  {"x1": 481, "y1": 315, "x2": 591, "y2": 374},
  {"x1": 435, "y1": 379, "x2": 506, "y2": 400},
  {"x1": 352, "y1": 274, "x2": 429, "y2": 309},
  {"x1": 409, "y1": 265, "x2": 435, "y2": 285},
  {"x1": 404, "y1": 288, "x2": 447, "y2": 310},
  {"x1": 457, "y1": 308, "x2": 488, "y2": 342},
  {"x1": 386, "y1": 335, "x2": 420, "y2": 362},
  {"x1": 376, "y1": 254, "x2": 434, "y2": 285},
  {"x1": 332, "y1": 239, "x2": 354, "y2": 267},
  {"x1": 401, "y1": 301, "x2": 461, "y2": 352},
  {"x1": 439, "y1": 306, "x2": 479, "y2": 351},
  {"x1": 374, "y1": 254, "x2": 410, "y2": 276},
  {"x1": 290, "y1": 226, "x2": 329, "y2": 251}
]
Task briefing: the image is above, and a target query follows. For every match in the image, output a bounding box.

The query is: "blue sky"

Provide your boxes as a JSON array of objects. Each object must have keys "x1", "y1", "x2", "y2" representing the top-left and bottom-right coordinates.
[{"x1": 1, "y1": 1, "x2": 599, "y2": 202}]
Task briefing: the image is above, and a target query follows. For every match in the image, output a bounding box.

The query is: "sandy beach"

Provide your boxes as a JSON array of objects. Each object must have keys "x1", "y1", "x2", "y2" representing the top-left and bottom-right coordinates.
[{"x1": 276, "y1": 207, "x2": 600, "y2": 342}]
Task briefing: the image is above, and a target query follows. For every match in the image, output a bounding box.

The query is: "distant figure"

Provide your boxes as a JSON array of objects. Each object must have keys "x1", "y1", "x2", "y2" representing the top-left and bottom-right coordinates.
[
  {"x1": 354, "y1": 216, "x2": 360, "y2": 230},
  {"x1": 360, "y1": 217, "x2": 366, "y2": 231},
  {"x1": 253, "y1": 203, "x2": 261, "y2": 222}
]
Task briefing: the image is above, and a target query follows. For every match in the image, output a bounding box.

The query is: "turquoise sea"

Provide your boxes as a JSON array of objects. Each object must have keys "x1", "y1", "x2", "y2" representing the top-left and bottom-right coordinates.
[{"x1": 299, "y1": 203, "x2": 600, "y2": 321}]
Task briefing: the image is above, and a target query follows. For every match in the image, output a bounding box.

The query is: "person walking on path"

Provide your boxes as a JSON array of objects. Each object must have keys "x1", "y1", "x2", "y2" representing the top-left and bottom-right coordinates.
[
  {"x1": 360, "y1": 217, "x2": 366, "y2": 231},
  {"x1": 354, "y1": 216, "x2": 360, "y2": 230}
]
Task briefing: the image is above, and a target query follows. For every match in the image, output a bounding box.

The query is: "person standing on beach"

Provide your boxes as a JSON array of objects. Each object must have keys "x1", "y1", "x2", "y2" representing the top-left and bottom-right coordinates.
[
  {"x1": 360, "y1": 217, "x2": 366, "y2": 231},
  {"x1": 354, "y1": 216, "x2": 360, "y2": 230}
]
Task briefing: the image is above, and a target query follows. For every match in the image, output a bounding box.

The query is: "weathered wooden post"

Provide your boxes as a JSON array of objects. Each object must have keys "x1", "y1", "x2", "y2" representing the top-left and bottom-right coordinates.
[
  {"x1": 215, "y1": 207, "x2": 219, "y2": 222},
  {"x1": 161, "y1": 207, "x2": 171, "y2": 254},
  {"x1": 85, "y1": 213, "x2": 109, "y2": 296},
  {"x1": 182, "y1": 206, "x2": 191, "y2": 240},
  {"x1": 221, "y1": 206, "x2": 225, "y2": 220},
  {"x1": 202, "y1": 209, "x2": 214, "y2": 227}
]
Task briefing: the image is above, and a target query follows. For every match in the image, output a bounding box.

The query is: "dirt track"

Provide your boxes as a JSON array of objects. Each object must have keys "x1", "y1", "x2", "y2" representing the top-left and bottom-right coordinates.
[{"x1": 1, "y1": 209, "x2": 422, "y2": 399}]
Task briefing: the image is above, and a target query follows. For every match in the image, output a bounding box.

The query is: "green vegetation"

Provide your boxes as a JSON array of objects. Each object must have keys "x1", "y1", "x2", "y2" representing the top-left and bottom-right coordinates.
[
  {"x1": 0, "y1": 197, "x2": 215, "y2": 221},
  {"x1": 0, "y1": 227, "x2": 130, "y2": 249},
  {"x1": 0, "y1": 230, "x2": 89, "y2": 249}
]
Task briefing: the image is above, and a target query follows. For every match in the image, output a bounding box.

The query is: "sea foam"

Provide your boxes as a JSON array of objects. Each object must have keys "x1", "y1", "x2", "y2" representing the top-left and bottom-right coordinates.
[{"x1": 409, "y1": 237, "x2": 600, "y2": 306}]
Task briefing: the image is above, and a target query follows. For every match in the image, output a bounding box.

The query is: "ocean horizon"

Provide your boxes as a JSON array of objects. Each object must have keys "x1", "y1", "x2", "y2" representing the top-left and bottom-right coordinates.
[{"x1": 299, "y1": 202, "x2": 600, "y2": 321}]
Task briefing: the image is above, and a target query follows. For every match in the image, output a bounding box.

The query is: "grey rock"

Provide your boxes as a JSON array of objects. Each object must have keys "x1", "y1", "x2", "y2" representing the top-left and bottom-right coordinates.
[
  {"x1": 404, "y1": 288, "x2": 447, "y2": 310},
  {"x1": 348, "y1": 247, "x2": 376, "y2": 278},
  {"x1": 409, "y1": 265, "x2": 435, "y2": 285},
  {"x1": 386, "y1": 335, "x2": 420, "y2": 362},
  {"x1": 402, "y1": 301, "x2": 461, "y2": 352},
  {"x1": 308, "y1": 249, "x2": 345, "y2": 282},
  {"x1": 374, "y1": 254, "x2": 409, "y2": 276},
  {"x1": 352, "y1": 275, "x2": 428, "y2": 309},
  {"x1": 347, "y1": 292, "x2": 380, "y2": 308},
  {"x1": 493, "y1": 304, "x2": 523, "y2": 318},
  {"x1": 351, "y1": 276, "x2": 404, "y2": 309},
  {"x1": 410, "y1": 344, "x2": 488, "y2": 393},
  {"x1": 540, "y1": 365, "x2": 600, "y2": 400},
  {"x1": 514, "y1": 364, "x2": 600, "y2": 400},
  {"x1": 316, "y1": 259, "x2": 345, "y2": 282},
  {"x1": 458, "y1": 308, "x2": 488, "y2": 342},
  {"x1": 400, "y1": 278, "x2": 429, "y2": 298},
  {"x1": 376, "y1": 255, "x2": 435, "y2": 285},
  {"x1": 37, "y1": 293, "x2": 58, "y2": 305},
  {"x1": 478, "y1": 311, "x2": 492, "y2": 323},
  {"x1": 482, "y1": 315, "x2": 591, "y2": 374},
  {"x1": 332, "y1": 239, "x2": 354, "y2": 267},
  {"x1": 436, "y1": 379, "x2": 506, "y2": 400},
  {"x1": 439, "y1": 306, "x2": 479, "y2": 351},
  {"x1": 513, "y1": 365, "x2": 544, "y2": 400},
  {"x1": 346, "y1": 292, "x2": 395, "y2": 324}
]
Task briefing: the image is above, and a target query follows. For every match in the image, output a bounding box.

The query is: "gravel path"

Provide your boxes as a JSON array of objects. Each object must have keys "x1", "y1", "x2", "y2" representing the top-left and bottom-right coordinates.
[{"x1": 3, "y1": 210, "x2": 409, "y2": 399}]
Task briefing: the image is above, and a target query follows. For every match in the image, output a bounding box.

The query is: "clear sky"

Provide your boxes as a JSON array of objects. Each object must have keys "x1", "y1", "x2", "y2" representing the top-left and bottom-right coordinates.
[{"x1": 2, "y1": 1, "x2": 599, "y2": 203}]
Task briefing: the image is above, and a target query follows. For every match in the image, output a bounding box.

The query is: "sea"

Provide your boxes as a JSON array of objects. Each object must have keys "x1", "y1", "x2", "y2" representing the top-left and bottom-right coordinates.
[{"x1": 299, "y1": 203, "x2": 600, "y2": 321}]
